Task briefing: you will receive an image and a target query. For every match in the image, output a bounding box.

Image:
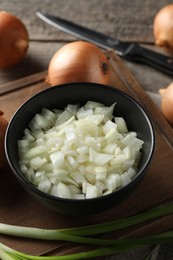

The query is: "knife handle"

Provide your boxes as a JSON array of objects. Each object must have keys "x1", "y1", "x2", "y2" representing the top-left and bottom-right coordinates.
[{"x1": 124, "y1": 44, "x2": 173, "y2": 76}]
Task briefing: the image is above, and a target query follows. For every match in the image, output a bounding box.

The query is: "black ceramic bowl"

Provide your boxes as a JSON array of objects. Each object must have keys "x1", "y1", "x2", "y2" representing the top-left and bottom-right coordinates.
[{"x1": 5, "y1": 82, "x2": 155, "y2": 216}]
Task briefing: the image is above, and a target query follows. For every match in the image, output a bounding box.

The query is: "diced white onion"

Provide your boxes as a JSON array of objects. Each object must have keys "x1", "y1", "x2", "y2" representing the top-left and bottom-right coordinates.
[{"x1": 18, "y1": 101, "x2": 144, "y2": 199}]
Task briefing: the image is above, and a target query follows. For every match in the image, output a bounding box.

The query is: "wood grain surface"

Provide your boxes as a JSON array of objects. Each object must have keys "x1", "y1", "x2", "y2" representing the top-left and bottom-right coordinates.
[
  {"x1": 1, "y1": 51, "x2": 173, "y2": 257},
  {"x1": 0, "y1": 0, "x2": 169, "y2": 42}
]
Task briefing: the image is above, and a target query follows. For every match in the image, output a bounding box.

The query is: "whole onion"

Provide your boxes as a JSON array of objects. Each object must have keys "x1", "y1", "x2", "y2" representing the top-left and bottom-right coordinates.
[
  {"x1": 153, "y1": 4, "x2": 173, "y2": 49},
  {"x1": 159, "y1": 82, "x2": 173, "y2": 126},
  {"x1": 47, "y1": 41, "x2": 111, "y2": 86},
  {"x1": 0, "y1": 11, "x2": 29, "y2": 69}
]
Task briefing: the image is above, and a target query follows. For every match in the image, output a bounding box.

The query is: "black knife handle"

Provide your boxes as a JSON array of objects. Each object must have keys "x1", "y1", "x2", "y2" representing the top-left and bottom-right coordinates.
[{"x1": 124, "y1": 44, "x2": 173, "y2": 76}]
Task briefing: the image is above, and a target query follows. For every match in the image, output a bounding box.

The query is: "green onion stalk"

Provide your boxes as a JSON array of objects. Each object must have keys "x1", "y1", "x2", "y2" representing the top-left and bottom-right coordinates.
[
  {"x1": 0, "y1": 203, "x2": 173, "y2": 240},
  {"x1": 0, "y1": 202, "x2": 173, "y2": 259},
  {"x1": 0, "y1": 243, "x2": 140, "y2": 260},
  {"x1": 1, "y1": 232, "x2": 173, "y2": 260}
]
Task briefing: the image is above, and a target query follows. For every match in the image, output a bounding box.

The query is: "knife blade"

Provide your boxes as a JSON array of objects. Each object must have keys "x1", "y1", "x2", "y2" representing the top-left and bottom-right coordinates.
[{"x1": 36, "y1": 11, "x2": 173, "y2": 76}]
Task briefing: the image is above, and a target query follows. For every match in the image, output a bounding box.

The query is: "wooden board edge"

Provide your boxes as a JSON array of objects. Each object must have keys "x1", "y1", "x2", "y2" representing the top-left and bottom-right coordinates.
[{"x1": 0, "y1": 70, "x2": 47, "y2": 96}]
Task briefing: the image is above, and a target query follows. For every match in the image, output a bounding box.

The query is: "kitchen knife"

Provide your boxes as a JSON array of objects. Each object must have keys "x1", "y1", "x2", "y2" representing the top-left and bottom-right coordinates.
[{"x1": 36, "y1": 11, "x2": 173, "y2": 76}]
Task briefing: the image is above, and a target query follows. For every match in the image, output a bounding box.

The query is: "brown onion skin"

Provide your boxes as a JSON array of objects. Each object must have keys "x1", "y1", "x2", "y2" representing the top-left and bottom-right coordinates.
[
  {"x1": 159, "y1": 82, "x2": 173, "y2": 127},
  {"x1": 153, "y1": 4, "x2": 173, "y2": 49},
  {"x1": 0, "y1": 11, "x2": 29, "y2": 69},
  {"x1": 0, "y1": 111, "x2": 8, "y2": 169},
  {"x1": 47, "y1": 41, "x2": 111, "y2": 86}
]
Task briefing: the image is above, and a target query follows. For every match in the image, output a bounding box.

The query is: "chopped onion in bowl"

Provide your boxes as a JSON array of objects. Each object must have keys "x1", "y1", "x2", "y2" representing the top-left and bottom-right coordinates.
[{"x1": 18, "y1": 101, "x2": 144, "y2": 199}]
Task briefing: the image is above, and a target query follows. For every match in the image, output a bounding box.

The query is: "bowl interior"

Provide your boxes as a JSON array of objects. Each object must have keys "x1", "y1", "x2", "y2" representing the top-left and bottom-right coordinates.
[{"x1": 5, "y1": 82, "x2": 155, "y2": 210}]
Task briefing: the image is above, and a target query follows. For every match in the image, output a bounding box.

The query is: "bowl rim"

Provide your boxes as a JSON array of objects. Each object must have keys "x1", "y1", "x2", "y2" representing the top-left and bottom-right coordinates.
[{"x1": 5, "y1": 82, "x2": 155, "y2": 203}]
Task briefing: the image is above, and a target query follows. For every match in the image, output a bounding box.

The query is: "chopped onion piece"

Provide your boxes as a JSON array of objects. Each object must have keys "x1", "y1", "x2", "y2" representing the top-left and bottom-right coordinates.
[
  {"x1": 114, "y1": 117, "x2": 128, "y2": 133},
  {"x1": 38, "y1": 177, "x2": 51, "y2": 193},
  {"x1": 50, "y1": 151, "x2": 64, "y2": 168},
  {"x1": 95, "y1": 166, "x2": 107, "y2": 181},
  {"x1": 89, "y1": 148, "x2": 114, "y2": 165},
  {"x1": 66, "y1": 104, "x2": 79, "y2": 116},
  {"x1": 106, "y1": 174, "x2": 121, "y2": 191},
  {"x1": 50, "y1": 182, "x2": 71, "y2": 199},
  {"x1": 77, "y1": 108, "x2": 93, "y2": 119},
  {"x1": 86, "y1": 184, "x2": 98, "y2": 199},
  {"x1": 30, "y1": 156, "x2": 47, "y2": 170},
  {"x1": 83, "y1": 101, "x2": 105, "y2": 110}
]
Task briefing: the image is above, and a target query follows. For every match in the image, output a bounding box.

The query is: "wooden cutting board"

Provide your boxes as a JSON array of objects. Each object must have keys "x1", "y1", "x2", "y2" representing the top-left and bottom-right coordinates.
[{"x1": 1, "y1": 51, "x2": 173, "y2": 257}]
